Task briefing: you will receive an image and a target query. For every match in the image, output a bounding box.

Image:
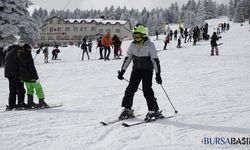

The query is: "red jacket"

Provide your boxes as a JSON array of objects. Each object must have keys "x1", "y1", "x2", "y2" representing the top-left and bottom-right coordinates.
[{"x1": 101, "y1": 32, "x2": 112, "y2": 47}]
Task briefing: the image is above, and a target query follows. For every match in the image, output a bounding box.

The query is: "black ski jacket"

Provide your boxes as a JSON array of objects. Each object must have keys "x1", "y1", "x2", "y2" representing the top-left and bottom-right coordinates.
[
  {"x1": 211, "y1": 34, "x2": 220, "y2": 47},
  {"x1": 4, "y1": 45, "x2": 21, "y2": 78},
  {"x1": 18, "y1": 50, "x2": 38, "y2": 81}
]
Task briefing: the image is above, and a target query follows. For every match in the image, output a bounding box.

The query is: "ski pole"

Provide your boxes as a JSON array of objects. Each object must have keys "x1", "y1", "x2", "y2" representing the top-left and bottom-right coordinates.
[
  {"x1": 33, "y1": 53, "x2": 38, "y2": 60},
  {"x1": 123, "y1": 78, "x2": 143, "y2": 91},
  {"x1": 160, "y1": 84, "x2": 178, "y2": 114}
]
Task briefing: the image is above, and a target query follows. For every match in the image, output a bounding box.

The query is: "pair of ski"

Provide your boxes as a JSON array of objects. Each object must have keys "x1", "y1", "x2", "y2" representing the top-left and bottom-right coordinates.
[
  {"x1": 3, "y1": 103, "x2": 63, "y2": 112},
  {"x1": 100, "y1": 115, "x2": 174, "y2": 127}
]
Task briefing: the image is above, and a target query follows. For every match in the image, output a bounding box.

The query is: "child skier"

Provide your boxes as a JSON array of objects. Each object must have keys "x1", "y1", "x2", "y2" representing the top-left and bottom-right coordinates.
[
  {"x1": 18, "y1": 44, "x2": 48, "y2": 108},
  {"x1": 163, "y1": 34, "x2": 170, "y2": 50},
  {"x1": 210, "y1": 32, "x2": 221, "y2": 56},
  {"x1": 177, "y1": 36, "x2": 182, "y2": 48},
  {"x1": 117, "y1": 24, "x2": 163, "y2": 121},
  {"x1": 81, "y1": 38, "x2": 90, "y2": 60}
]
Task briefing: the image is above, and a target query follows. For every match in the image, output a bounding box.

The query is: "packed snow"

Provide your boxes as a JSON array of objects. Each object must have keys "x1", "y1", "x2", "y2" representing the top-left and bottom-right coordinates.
[{"x1": 1, "y1": 17, "x2": 250, "y2": 150}]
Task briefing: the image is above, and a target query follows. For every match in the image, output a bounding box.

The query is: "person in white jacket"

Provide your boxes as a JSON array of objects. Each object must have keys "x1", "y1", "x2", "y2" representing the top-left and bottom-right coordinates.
[{"x1": 117, "y1": 24, "x2": 163, "y2": 121}]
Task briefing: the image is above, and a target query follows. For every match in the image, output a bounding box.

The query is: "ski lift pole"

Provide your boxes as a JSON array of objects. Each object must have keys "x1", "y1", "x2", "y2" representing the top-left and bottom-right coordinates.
[{"x1": 160, "y1": 84, "x2": 178, "y2": 114}]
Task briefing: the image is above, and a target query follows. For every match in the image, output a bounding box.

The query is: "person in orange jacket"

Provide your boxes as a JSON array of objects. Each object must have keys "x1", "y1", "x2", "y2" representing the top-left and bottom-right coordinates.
[{"x1": 101, "y1": 32, "x2": 113, "y2": 61}]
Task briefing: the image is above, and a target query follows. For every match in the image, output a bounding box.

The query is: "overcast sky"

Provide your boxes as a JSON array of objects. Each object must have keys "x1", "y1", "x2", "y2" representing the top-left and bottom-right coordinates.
[{"x1": 29, "y1": 0, "x2": 229, "y2": 12}]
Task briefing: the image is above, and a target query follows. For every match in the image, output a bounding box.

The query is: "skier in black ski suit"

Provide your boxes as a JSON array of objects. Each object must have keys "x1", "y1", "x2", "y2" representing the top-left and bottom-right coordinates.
[
  {"x1": 210, "y1": 32, "x2": 221, "y2": 56},
  {"x1": 81, "y1": 38, "x2": 90, "y2": 60},
  {"x1": 117, "y1": 25, "x2": 163, "y2": 121},
  {"x1": 96, "y1": 37, "x2": 104, "y2": 59},
  {"x1": 4, "y1": 44, "x2": 26, "y2": 110},
  {"x1": 112, "y1": 34, "x2": 122, "y2": 59}
]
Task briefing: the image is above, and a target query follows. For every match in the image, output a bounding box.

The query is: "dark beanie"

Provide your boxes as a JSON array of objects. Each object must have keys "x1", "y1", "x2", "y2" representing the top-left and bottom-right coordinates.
[{"x1": 23, "y1": 43, "x2": 32, "y2": 50}]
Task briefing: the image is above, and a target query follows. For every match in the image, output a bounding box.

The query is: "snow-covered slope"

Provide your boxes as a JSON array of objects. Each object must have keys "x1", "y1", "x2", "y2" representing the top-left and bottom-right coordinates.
[{"x1": 1, "y1": 17, "x2": 250, "y2": 150}]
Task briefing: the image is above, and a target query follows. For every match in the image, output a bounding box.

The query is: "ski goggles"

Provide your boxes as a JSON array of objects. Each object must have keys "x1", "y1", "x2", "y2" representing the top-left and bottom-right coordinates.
[{"x1": 133, "y1": 33, "x2": 143, "y2": 41}]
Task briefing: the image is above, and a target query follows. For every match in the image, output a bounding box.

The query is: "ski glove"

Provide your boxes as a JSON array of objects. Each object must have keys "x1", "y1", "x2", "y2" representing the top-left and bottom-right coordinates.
[
  {"x1": 155, "y1": 73, "x2": 162, "y2": 84},
  {"x1": 118, "y1": 70, "x2": 125, "y2": 80}
]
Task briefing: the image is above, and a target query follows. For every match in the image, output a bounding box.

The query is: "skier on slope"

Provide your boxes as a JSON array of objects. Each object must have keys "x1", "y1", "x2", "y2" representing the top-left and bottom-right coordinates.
[
  {"x1": 117, "y1": 24, "x2": 163, "y2": 121},
  {"x1": 101, "y1": 32, "x2": 113, "y2": 61},
  {"x1": 81, "y1": 38, "x2": 90, "y2": 60},
  {"x1": 17, "y1": 44, "x2": 49, "y2": 108},
  {"x1": 4, "y1": 44, "x2": 26, "y2": 110},
  {"x1": 210, "y1": 32, "x2": 221, "y2": 56}
]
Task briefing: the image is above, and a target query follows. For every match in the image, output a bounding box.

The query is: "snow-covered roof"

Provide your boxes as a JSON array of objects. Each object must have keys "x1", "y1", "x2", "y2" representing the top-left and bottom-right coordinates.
[{"x1": 64, "y1": 18, "x2": 128, "y2": 25}]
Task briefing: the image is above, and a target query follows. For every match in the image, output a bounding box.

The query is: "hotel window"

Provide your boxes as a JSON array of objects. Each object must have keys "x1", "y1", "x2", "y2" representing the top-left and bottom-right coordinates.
[
  {"x1": 99, "y1": 29, "x2": 103, "y2": 33},
  {"x1": 42, "y1": 28, "x2": 46, "y2": 32},
  {"x1": 58, "y1": 20, "x2": 62, "y2": 24},
  {"x1": 48, "y1": 36, "x2": 53, "y2": 40},
  {"x1": 56, "y1": 36, "x2": 62, "y2": 40},
  {"x1": 64, "y1": 36, "x2": 69, "y2": 40},
  {"x1": 115, "y1": 29, "x2": 120, "y2": 33},
  {"x1": 84, "y1": 27, "x2": 87, "y2": 31},
  {"x1": 66, "y1": 27, "x2": 70, "y2": 31},
  {"x1": 74, "y1": 27, "x2": 78, "y2": 32},
  {"x1": 57, "y1": 27, "x2": 61, "y2": 32},
  {"x1": 106, "y1": 29, "x2": 111, "y2": 33},
  {"x1": 49, "y1": 20, "x2": 53, "y2": 24},
  {"x1": 91, "y1": 27, "x2": 96, "y2": 31},
  {"x1": 49, "y1": 27, "x2": 53, "y2": 32},
  {"x1": 80, "y1": 27, "x2": 83, "y2": 31}
]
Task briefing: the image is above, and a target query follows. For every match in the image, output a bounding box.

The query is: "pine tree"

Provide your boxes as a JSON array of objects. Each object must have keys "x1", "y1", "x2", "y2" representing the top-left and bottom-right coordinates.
[
  {"x1": 184, "y1": 11, "x2": 197, "y2": 28},
  {"x1": 0, "y1": 0, "x2": 38, "y2": 47},
  {"x1": 32, "y1": 8, "x2": 49, "y2": 27},
  {"x1": 233, "y1": 1, "x2": 244, "y2": 23},
  {"x1": 204, "y1": 0, "x2": 216, "y2": 19}
]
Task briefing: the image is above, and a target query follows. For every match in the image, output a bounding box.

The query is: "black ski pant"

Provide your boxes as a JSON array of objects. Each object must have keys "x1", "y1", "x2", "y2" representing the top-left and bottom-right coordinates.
[
  {"x1": 7, "y1": 77, "x2": 26, "y2": 108},
  {"x1": 104, "y1": 46, "x2": 111, "y2": 59},
  {"x1": 81, "y1": 49, "x2": 89, "y2": 60},
  {"x1": 121, "y1": 69, "x2": 159, "y2": 111},
  {"x1": 99, "y1": 47, "x2": 104, "y2": 58}
]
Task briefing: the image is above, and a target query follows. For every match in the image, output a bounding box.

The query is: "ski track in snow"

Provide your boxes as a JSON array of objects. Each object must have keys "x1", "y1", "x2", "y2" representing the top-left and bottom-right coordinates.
[{"x1": 1, "y1": 17, "x2": 250, "y2": 150}]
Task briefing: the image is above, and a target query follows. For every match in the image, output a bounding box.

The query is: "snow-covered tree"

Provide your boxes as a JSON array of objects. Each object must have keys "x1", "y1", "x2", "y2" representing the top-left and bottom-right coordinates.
[
  {"x1": 227, "y1": 0, "x2": 235, "y2": 20},
  {"x1": 0, "y1": 0, "x2": 38, "y2": 47},
  {"x1": 233, "y1": 0, "x2": 244, "y2": 23},
  {"x1": 196, "y1": 0, "x2": 206, "y2": 26},
  {"x1": 32, "y1": 8, "x2": 49, "y2": 27},
  {"x1": 204, "y1": 0, "x2": 216, "y2": 19},
  {"x1": 183, "y1": 11, "x2": 197, "y2": 28}
]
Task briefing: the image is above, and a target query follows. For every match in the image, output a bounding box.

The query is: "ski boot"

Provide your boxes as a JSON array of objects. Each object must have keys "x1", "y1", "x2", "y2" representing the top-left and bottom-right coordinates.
[
  {"x1": 5, "y1": 105, "x2": 14, "y2": 111},
  {"x1": 15, "y1": 102, "x2": 27, "y2": 110},
  {"x1": 26, "y1": 95, "x2": 39, "y2": 109},
  {"x1": 119, "y1": 108, "x2": 135, "y2": 120},
  {"x1": 144, "y1": 110, "x2": 164, "y2": 122},
  {"x1": 38, "y1": 99, "x2": 49, "y2": 108},
  {"x1": 216, "y1": 51, "x2": 219, "y2": 56}
]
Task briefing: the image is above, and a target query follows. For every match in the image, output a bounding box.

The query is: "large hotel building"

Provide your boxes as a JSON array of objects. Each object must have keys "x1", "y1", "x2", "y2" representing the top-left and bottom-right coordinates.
[{"x1": 39, "y1": 16, "x2": 132, "y2": 45}]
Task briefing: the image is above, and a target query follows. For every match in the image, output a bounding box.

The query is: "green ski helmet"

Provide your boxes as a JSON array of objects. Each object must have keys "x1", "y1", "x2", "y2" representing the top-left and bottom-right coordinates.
[{"x1": 132, "y1": 24, "x2": 148, "y2": 37}]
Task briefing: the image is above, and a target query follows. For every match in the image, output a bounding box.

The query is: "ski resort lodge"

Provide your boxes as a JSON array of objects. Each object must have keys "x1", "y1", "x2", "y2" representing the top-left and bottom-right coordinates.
[{"x1": 39, "y1": 16, "x2": 132, "y2": 46}]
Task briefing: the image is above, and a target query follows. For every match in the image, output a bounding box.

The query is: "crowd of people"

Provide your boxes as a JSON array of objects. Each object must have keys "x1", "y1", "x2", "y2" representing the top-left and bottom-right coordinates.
[
  {"x1": 82, "y1": 33, "x2": 123, "y2": 61},
  {"x1": 161, "y1": 22, "x2": 230, "y2": 56}
]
